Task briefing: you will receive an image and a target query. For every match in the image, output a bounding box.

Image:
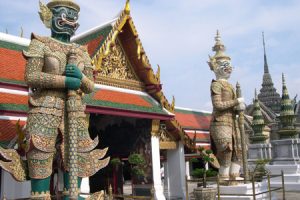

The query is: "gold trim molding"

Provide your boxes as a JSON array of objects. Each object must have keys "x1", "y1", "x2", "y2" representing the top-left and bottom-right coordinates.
[{"x1": 159, "y1": 141, "x2": 177, "y2": 149}]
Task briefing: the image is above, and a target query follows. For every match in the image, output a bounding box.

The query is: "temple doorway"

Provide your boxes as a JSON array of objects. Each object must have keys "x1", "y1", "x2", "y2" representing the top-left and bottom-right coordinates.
[{"x1": 88, "y1": 114, "x2": 153, "y2": 194}]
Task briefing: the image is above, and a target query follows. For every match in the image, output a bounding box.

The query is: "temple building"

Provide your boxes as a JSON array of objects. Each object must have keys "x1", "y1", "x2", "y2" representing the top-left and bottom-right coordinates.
[
  {"x1": 246, "y1": 33, "x2": 300, "y2": 140},
  {"x1": 0, "y1": 2, "x2": 211, "y2": 199},
  {"x1": 257, "y1": 32, "x2": 281, "y2": 114}
]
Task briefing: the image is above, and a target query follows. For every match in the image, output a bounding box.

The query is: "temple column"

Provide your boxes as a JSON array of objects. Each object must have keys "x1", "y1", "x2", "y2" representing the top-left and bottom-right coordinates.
[
  {"x1": 165, "y1": 142, "x2": 186, "y2": 199},
  {"x1": 186, "y1": 161, "x2": 191, "y2": 180},
  {"x1": 151, "y1": 119, "x2": 166, "y2": 200}
]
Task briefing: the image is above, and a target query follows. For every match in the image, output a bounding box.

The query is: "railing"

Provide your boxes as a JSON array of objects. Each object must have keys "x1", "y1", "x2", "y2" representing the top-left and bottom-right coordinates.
[
  {"x1": 107, "y1": 184, "x2": 154, "y2": 200},
  {"x1": 186, "y1": 170, "x2": 286, "y2": 200}
]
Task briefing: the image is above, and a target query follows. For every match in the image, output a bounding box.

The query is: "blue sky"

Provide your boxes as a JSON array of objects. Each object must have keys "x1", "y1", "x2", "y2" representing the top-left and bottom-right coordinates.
[{"x1": 1, "y1": 0, "x2": 300, "y2": 111}]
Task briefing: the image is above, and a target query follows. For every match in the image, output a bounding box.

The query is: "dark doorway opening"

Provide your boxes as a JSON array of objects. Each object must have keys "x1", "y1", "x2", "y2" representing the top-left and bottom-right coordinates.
[{"x1": 88, "y1": 114, "x2": 152, "y2": 194}]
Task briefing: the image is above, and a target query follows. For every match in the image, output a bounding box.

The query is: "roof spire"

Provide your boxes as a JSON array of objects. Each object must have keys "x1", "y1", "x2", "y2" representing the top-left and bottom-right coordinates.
[
  {"x1": 258, "y1": 32, "x2": 281, "y2": 114},
  {"x1": 282, "y1": 73, "x2": 289, "y2": 100},
  {"x1": 250, "y1": 87, "x2": 268, "y2": 144},
  {"x1": 262, "y1": 32, "x2": 269, "y2": 74},
  {"x1": 124, "y1": 0, "x2": 130, "y2": 14},
  {"x1": 278, "y1": 73, "x2": 297, "y2": 139}
]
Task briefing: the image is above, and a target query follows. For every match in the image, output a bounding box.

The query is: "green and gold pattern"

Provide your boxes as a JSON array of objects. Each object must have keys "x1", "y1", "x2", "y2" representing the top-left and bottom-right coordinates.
[
  {"x1": 249, "y1": 89, "x2": 268, "y2": 143},
  {"x1": 278, "y1": 74, "x2": 298, "y2": 139}
]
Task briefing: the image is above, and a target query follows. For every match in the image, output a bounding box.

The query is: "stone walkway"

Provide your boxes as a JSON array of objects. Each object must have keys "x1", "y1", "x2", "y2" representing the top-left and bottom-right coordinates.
[{"x1": 123, "y1": 181, "x2": 300, "y2": 199}]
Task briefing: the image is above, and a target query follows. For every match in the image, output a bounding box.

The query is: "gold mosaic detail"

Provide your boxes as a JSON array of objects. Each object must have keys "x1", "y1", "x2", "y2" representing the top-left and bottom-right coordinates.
[
  {"x1": 0, "y1": 147, "x2": 28, "y2": 181},
  {"x1": 31, "y1": 191, "x2": 51, "y2": 200},
  {"x1": 159, "y1": 124, "x2": 175, "y2": 142},
  {"x1": 100, "y1": 39, "x2": 138, "y2": 80},
  {"x1": 151, "y1": 119, "x2": 160, "y2": 136},
  {"x1": 27, "y1": 150, "x2": 54, "y2": 179},
  {"x1": 86, "y1": 191, "x2": 105, "y2": 200}
]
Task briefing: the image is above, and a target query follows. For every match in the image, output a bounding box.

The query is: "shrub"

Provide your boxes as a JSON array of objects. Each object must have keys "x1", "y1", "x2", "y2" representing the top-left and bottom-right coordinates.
[
  {"x1": 128, "y1": 153, "x2": 145, "y2": 165},
  {"x1": 192, "y1": 168, "x2": 217, "y2": 178}
]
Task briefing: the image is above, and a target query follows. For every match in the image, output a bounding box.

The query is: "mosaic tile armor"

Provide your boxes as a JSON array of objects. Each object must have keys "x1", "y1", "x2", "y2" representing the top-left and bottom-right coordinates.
[
  {"x1": 210, "y1": 79, "x2": 242, "y2": 170},
  {"x1": 23, "y1": 33, "x2": 107, "y2": 179}
]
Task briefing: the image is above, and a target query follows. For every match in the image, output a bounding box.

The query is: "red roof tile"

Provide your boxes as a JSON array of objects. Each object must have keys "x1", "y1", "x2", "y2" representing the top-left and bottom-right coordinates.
[
  {"x1": 0, "y1": 120, "x2": 26, "y2": 142},
  {"x1": 86, "y1": 35, "x2": 104, "y2": 56},
  {"x1": 93, "y1": 89, "x2": 152, "y2": 107},
  {"x1": 175, "y1": 112, "x2": 211, "y2": 130},
  {"x1": 186, "y1": 132, "x2": 210, "y2": 140},
  {"x1": 0, "y1": 48, "x2": 26, "y2": 82},
  {"x1": 0, "y1": 92, "x2": 28, "y2": 105}
]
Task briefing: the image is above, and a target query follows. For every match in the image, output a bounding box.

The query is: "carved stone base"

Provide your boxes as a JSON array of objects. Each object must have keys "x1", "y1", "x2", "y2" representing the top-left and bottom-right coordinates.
[
  {"x1": 193, "y1": 187, "x2": 217, "y2": 200},
  {"x1": 267, "y1": 164, "x2": 300, "y2": 191},
  {"x1": 271, "y1": 139, "x2": 300, "y2": 165},
  {"x1": 212, "y1": 182, "x2": 273, "y2": 200},
  {"x1": 248, "y1": 143, "x2": 272, "y2": 165}
]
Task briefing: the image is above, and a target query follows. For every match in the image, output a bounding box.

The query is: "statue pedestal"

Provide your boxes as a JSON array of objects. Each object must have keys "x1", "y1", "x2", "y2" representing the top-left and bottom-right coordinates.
[
  {"x1": 266, "y1": 139, "x2": 300, "y2": 191},
  {"x1": 212, "y1": 181, "x2": 275, "y2": 200},
  {"x1": 248, "y1": 143, "x2": 272, "y2": 165},
  {"x1": 271, "y1": 139, "x2": 300, "y2": 165},
  {"x1": 266, "y1": 164, "x2": 300, "y2": 191}
]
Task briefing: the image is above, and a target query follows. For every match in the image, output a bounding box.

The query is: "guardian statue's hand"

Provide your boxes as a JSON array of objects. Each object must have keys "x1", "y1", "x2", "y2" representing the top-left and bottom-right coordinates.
[
  {"x1": 65, "y1": 64, "x2": 83, "y2": 80},
  {"x1": 237, "y1": 97, "x2": 244, "y2": 104},
  {"x1": 236, "y1": 97, "x2": 246, "y2": 111},
  {"x1": 65, "y1": 76, "x2": 81, "y2": 90}
]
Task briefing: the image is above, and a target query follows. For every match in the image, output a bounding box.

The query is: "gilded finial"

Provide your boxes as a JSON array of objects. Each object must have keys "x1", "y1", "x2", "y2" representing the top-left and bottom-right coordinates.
[
  {"x1": 171, "y1": 95, "x2": 175, "y2": 111},
  {"x1": 125, "y1": 0, "x2": 130, "y2": 14},
  {"x1": 215, "y1": 30, "x2": 221, "y2": 42},
  {"x1": 156, "y1": 64, "x2": 161, "y2": 82}
]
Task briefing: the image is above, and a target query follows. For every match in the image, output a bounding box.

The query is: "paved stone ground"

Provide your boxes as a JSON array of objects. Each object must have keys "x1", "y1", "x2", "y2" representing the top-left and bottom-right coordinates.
[
  {"x1": 123, "y1": 181, "x2": 300, "y2": 199},
  {"x1": 274, "y1": 191, "x2": 300, "y2": 200}
]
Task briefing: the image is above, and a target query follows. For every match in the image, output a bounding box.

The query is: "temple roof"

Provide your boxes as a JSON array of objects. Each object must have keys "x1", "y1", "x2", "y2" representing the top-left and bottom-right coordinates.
[
  {"x1": 174, "y1": 107, "x2": 211, "y2": 130},
  {"x1": 174, "y1": 107, "x2": 212, "y2": 150},
  {"x1": 0, "y1": 33, "x2": 28, "y2": 88},
  {"x1": 72, "y1": 20, "x2": 114, "y2": 58},
  {"x1": 0, "y1": 91, "x2": 28, "y2": 114},
  {"x1": 257, "y1": 33, "x2": 281, "y2": 113},
  {"x1": 0, "y1": 86, "x2": 171, "y2": 119},
  {"x1": 246, "y1": 100, "x2": 277, "y2": 124}
]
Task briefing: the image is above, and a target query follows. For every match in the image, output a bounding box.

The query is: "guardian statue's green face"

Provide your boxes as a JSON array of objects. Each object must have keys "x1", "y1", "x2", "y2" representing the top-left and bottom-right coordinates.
[{"x1": 51, "y1": 6, "x2": 79, "y2": 38}]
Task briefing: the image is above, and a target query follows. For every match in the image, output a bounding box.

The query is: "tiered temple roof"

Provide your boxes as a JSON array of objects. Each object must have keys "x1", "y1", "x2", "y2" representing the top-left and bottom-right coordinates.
[{"x1": 257, "y1": 32, "x2": 281, "y2": 114}]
